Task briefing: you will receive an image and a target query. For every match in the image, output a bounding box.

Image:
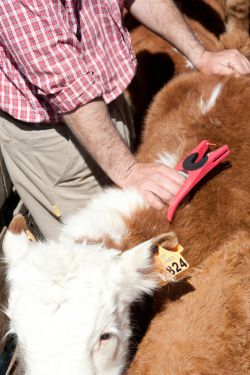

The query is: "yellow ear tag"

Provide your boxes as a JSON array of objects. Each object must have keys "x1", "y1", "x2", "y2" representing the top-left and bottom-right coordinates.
[{"x1": 157, "y1": 244, "x2": 189, "y2": 277}]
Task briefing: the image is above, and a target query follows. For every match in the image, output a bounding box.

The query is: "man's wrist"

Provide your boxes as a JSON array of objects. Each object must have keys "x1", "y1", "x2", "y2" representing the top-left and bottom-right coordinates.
[
  {"x1": 188, "y1": 46, "x2": 207, "y2": 69},
  {"x1": 194, "y1": 50, "x2": 213, "y2": 72},
  {"x1": 111, "y1": 158, "x2": 139, "y2": 188}
]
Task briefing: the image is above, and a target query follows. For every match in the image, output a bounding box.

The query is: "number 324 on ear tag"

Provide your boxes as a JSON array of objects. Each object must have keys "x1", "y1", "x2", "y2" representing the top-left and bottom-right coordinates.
[{"x1": 158, "y1": 244, "x2": 189, "y2": 276}]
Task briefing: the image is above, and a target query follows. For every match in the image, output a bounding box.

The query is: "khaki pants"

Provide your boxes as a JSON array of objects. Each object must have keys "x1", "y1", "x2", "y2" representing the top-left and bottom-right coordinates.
[{"x1": 0, "y1": 96, "x2": 134, "y2": 240}]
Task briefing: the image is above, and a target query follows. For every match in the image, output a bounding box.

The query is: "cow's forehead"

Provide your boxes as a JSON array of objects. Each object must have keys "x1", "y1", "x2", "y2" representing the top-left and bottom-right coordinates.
[
  {"x1": 12, "y1": 285, "x2": 121, "y2": 344},
  {"x1": 10, "y1": 240, "x2": 123, "y2": 284},
  {"x1": 8, "y1": 241, "x2": 127, "y2": 355},
  {"x1": 8, "y1": 240, "x2": 125, "y2": 325}
]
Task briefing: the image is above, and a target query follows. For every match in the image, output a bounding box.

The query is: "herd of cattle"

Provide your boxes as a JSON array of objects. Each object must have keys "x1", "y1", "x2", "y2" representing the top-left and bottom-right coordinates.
[{"x1": 1, "y1": 0, "x2": 250, "y2": 374}]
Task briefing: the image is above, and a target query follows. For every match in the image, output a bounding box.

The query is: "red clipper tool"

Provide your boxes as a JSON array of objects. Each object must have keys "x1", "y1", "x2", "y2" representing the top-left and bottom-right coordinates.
[{"x1": 167, "y1": 140, "x2": 230, "y2": 222}]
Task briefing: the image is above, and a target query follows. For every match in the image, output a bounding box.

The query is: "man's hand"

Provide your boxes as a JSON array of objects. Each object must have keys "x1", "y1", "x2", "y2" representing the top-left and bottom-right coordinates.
[
  {"x1": 121, "y1": 161, "x2": 186, "y2": 210},
  {"x1": 128, "y1": 0, "x2": 250, "y2": 77},
  {"x1": 195, "y1": 49, "x2": 250, "y2": 76},
  {"x1": 63, "y1": 99, "x2": 186, "y2": 210}
]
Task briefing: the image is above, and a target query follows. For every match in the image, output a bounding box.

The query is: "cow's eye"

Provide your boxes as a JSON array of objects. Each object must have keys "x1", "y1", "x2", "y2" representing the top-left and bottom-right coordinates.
[{"x1": 100, "y1": 332, "x2": 112, "y2": 341}]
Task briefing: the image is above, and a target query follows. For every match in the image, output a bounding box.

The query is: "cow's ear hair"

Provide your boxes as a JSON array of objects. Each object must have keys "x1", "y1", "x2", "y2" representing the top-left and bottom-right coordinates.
[
  {"x1": 121, "y1": 232, "x2": 178, "y2": 303},
  {"x1": 3, "y1": 214, "x2": 31, "y2": 265}
]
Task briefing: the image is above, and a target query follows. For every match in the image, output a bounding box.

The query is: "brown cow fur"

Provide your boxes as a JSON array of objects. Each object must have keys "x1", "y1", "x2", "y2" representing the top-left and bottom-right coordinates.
[
  {"x1": 126, "y1": 0, "x2": 249, "y2": 138},
  {"x1": 127, "y1": 232, "x2": 250, "y2": 375},
  {"x1": 220, "y1": 0, "x2": 250, "y2": 34},
  {"x1": 121, "y1": 71, "x2": 250, "y2": 266},
  {"x1": 120, "y1": 69, "x2": 250, "y2": 371}
]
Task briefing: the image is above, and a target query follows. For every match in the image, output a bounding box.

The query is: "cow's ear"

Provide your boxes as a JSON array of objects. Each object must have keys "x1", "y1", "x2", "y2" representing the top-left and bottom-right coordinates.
[
  {"x1": 8, "y1": 214, "x2": 27, "y2": 234},
  {"x1": 3, "y1": 214, "x2": 31, "y2": 265},
  {"x1": 121, "y1": 232, "x2": 178, "y2": 303}
]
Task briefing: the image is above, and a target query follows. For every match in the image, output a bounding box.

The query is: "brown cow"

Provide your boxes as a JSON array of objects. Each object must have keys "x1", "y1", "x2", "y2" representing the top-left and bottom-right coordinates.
[
  {"x1": 128, "y1": 232, "x2": 250, "y2": 375},
  {"x1": 122, "y1": 49, "x2": 250, "y2": 373},
  {"x1": 220, "y1": 0, "x2": 250, "y2": 33}
]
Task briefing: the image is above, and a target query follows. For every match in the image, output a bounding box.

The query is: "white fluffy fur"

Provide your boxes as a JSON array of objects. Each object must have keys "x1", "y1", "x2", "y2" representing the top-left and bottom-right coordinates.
[
  {"x1": 156, "y1": 152, "x2": 179, "y2": 168},
  {"x1": 200, "y1": 83, "x2": 223, "y2": 114},
  {"x1": 185, "y1": 58, "x2": 195, "y2": 69},
  {"x1": 61, "y1": 187, "x2": 147, "y2": 245},
  {"x1": 3, "y1": 188, "x2": 158, "y2": 375}
]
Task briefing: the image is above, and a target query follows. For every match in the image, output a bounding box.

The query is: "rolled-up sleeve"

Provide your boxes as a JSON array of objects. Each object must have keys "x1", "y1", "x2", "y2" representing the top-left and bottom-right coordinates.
[{"x1": 0, "y1": 0, "x2": 103, "y2": 113}]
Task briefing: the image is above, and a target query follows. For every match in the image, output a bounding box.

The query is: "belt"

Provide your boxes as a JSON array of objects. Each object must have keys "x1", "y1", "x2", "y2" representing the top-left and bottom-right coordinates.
[{"x1": 0, "y1": 110, "x2": 65, "y2": 130}]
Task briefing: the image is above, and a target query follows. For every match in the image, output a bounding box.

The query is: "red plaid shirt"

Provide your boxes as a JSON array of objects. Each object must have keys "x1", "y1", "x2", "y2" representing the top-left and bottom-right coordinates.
[{"x1": 0, "y1": 0, "x2": 136, "y2": 123}]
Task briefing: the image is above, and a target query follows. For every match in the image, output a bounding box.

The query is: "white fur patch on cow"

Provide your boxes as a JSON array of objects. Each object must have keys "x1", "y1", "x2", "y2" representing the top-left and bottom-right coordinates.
[
  {"x1": 185, "y1": 58, "x2": 195, "y2": 69},
  {"x1": 61, "y1": 188, "x2": 147, "y2": 245},
  {"x1": 156, "y1": 152, "x2": 179, "y2": 168},
  {"x1": 200, "y1": 83, "x2": 223, "y2": 114}
]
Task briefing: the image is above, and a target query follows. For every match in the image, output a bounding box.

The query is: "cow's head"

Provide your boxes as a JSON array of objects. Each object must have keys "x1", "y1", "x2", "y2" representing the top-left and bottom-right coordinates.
[{"x1": 3, "y1": 215, "x2": 177, "y2": 375}]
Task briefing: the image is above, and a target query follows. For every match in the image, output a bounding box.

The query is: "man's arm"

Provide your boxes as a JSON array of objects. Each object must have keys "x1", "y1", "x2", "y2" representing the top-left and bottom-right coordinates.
[
  {"x1": 1, "y1": 1, "x2": 184, "y2": 210},
  {"x1": 62, "y1": 99, "x2": 185, "y2": 209},
  {"x1": 126, "y1": 0, "x2": 250, "y2": 75}
]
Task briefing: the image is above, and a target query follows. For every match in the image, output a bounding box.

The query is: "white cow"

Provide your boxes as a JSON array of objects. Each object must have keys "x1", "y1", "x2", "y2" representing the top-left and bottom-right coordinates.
[{"x1": 3, "y1": 189, "x2": 175, "y2": 375}]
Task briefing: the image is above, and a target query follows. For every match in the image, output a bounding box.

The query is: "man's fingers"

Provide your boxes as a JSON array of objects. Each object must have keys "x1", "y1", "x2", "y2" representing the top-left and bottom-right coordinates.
[
  {"x1": 144, "y1": 191, "x2": 165, "y2": 210},
  {"x1": 157, "y1": 173, "x2": 184, "y2": 196},
  {"x1": 221, "y1": 50, "x2": 250, "y2": 75},
  {"x1": 123, "y1": 161, "x2": 186, "y2": 210},
  {"x1": 229, "y1": 57, "x2": 250, "y2": 74},
  {"x1": 157, "y1": 164, "x2": 186, "y2": 186},
  {"x1": 217, "y1": 65, "x2": 238, "y2": 76},
  {"x1": 144, "y1": 178, "x2": 182, "y2": 209},
  {"x1": 151, "y1": 185, "x2": 174, "y2": 204},
  {"x1": 197, "y1": 49, "x2": 250, "y2": 76},
  {"x1": 238, "y1": 54, "x2": 250, "y2": 72},
  {"x1": 144, "y1": 165, "x2": 186, "y2": 207}
]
